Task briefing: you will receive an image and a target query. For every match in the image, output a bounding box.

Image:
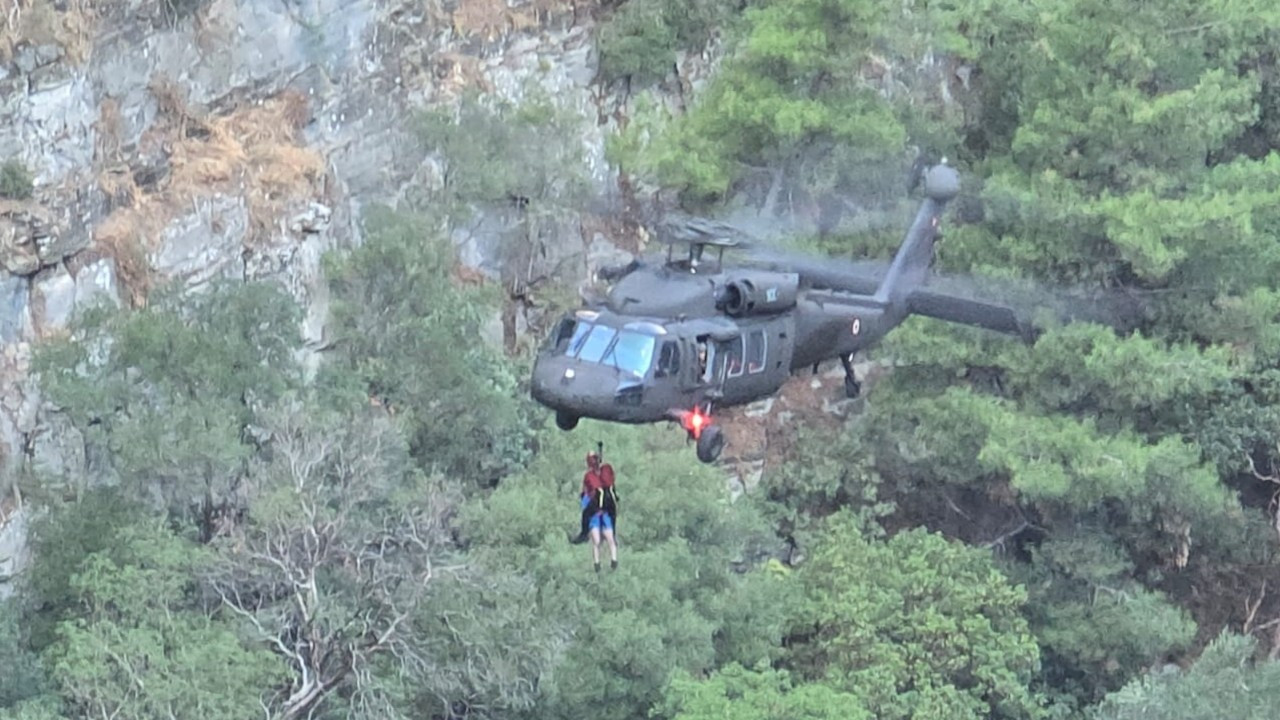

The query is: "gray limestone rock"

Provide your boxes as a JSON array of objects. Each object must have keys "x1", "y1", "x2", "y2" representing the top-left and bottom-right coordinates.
[
  {"x1": 34, "y1": 44, "x2": 65, "y2": 68},
  {"x1": 29, "y1": 407, "x2": 87, "y2": 487},
  {"x1": 0, "y1": 59, "x2": 97, "y2": 264},
  {"x1": 0, "y1": 0, "x2": 684, "y2": 606},
  {"x1": 0, "y1": 234, "x2": 41, "y2": 277},
  {"x1": 0, "y1": 202, "x2": 56, "y2": 277},
  {"x1": 0, "y1": 400, "x2": 23, "y2": 496},
  {"x1": 452, "y1": 211, "x2": 515, "y2": 280},
  {"x1": 20, "y1": 73, "x2": 96, "y2": 183},
  {"x1": 74, "y1": 257, "x2": 121, "y2": 311},
  {"x1": 289, "y1": 202, "x2": 332, "y2": 235},
  {"x1": 12, "y1": 43, "x2": 65, "y2": 75},
  {"x1": 482, "y1": 25, "x2": 610, "y2": 194},
  {"x1": 31, "y1": 265, "x2": 76, "y2": 332},
  {"x1": 0, "y1": 506, "x2": 30, "y2": 600},
  {"x1": 13, "y1": 46, "x2": 39, "y2": 75},
  {"x1": 151, "y1": 194, "x2": 248, "y2": 289},
  {"x1": 0, "y1": 342, "x2": 36, "y2": 505},
  {"x1": 3, "y1": 378, "x2": 39, "y2": 440},
  {"x1": 0, "y1": 273, "x2": 31, "y2": 345},
  {"x1": 587, "y1": 232, "x2": 633, "y2": 273}
]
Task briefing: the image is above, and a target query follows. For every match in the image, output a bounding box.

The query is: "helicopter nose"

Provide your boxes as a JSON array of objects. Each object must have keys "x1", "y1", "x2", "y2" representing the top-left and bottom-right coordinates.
[
  {"x1": 531, "y1": 354, "x2": 636, "y2": 417},
  {"x1": 530, "y1": 354, "x2": 581, "y2": 407},
  {"x1": 532, "y1": 356, "x2": 576, "y2": 387}
]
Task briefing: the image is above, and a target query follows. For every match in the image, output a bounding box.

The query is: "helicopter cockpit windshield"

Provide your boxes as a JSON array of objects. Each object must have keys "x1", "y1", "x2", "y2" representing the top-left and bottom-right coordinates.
[{"x1": 548, "y1": 316, "x2": 659, "y2": 378}]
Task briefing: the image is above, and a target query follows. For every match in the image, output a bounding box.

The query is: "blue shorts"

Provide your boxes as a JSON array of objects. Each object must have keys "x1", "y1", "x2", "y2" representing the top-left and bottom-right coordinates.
[
  {"x1": 580, "y1": 494, "x2": 613, "y2": 532},
  {"x1": 590, "y1": 511, "x2": 613, "y2": 532}
]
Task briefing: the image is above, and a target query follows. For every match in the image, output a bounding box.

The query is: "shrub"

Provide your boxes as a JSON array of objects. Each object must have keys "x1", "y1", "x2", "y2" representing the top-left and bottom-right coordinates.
[{"x1": 0, "y1": 159, "x2": 34, "y2": 200}]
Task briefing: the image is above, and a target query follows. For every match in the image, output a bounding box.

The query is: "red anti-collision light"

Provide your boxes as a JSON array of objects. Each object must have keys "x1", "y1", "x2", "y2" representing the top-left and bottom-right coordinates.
[{"x1": 684, "y1": 408, "x2": 709, "y2": 439}]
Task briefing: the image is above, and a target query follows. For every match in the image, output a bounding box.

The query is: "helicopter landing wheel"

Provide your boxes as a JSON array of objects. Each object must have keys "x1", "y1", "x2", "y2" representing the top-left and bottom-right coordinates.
[
  {"x1": 555, "y1": 410, "x2": 580, "y2": 431},
  {"x1": 695, "y1": 424, "x2": 725, "y2": 464}
]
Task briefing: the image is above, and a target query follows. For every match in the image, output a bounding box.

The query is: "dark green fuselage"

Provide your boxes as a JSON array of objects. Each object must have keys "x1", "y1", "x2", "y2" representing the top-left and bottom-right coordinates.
[{"x1": 531, "y1": 163, "x2": 964, "y2": 428}]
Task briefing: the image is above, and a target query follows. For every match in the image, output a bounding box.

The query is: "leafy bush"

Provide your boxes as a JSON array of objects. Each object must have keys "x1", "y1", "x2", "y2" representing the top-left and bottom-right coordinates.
[
  {"x1": 320, "y1": 206, "x2": 536, "y2": 487},
  {"x1": 610, "y1": 0, "x2": 908, "y2": 205},
  {"x1": 1092, "y1": 632, "x2": 1280, "y2": 720},
  {"x1": 0, "y1": 159, "x2": 33, "y2": 200},
  {"x1": 787, "y1": 518, "x2": 1047, "y2": 720},
  {"x1": 597, "y1": 0, "x2": 739, "y2": 85},
  {"x1": 598, "y1": 0, "x2": 679, "y2": 86},
  {"x1": 415, "y1": 88, "x2": 588, "y2": 213}
]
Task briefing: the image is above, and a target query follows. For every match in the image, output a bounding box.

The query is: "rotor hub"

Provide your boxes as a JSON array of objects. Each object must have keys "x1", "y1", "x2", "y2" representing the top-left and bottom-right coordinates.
[{"x1": 923, "y1": 164, "x2": 960, "y2": 202}]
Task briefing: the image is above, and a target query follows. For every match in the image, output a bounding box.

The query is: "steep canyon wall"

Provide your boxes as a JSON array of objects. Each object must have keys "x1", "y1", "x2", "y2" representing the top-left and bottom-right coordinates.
[{"x1": 0, "y1": 0, "x2": 643, "y2": 594}]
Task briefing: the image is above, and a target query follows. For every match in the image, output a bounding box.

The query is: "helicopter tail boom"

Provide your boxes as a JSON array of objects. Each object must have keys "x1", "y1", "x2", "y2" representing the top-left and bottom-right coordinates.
[
  {"x1": 906, "y1": 277, "x2": 1149, "y2": 340},
  {"x1": 873, "y1": 163, "x2": 960, "y2": 306},
  {"x1": 906, "y1": 289, "x2": 1037, "y2": 341}
]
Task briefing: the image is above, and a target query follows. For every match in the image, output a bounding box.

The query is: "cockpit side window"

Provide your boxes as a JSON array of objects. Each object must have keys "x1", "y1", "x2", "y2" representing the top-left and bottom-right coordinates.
[
  {"x1": 560, "y1": 319, "x2": 592, "y2": 356},
  {"x1": 551, "y1": 317, "x2": 579, "y2": 352},
  {"x1": 655, "y1": 341, "x2": 680, "y2": 378}
]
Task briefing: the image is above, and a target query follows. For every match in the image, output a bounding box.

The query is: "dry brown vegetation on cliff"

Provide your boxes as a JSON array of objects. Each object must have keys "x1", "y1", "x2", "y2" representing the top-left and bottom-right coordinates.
[
  {"x1": 450, "y1": 0, "x2": 589, "y2": 40},
  {"x1": 93, "y1": 76, "x2": 326, "y2": 306},
  {"x1": 0, "y1": 0, "x2": 94, "y2": 64}
]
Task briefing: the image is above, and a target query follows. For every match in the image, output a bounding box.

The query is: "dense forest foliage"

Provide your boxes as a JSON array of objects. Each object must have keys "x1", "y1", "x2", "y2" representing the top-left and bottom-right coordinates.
[{"x1": 4, "y1": 0, "x2": 1280, "y2": 717}]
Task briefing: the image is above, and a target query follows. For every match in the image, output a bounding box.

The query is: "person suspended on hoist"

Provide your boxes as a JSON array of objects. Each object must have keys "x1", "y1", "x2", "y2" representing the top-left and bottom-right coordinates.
[{"x1": 569, "y1": 446, "x2": 618, "y2": 572}]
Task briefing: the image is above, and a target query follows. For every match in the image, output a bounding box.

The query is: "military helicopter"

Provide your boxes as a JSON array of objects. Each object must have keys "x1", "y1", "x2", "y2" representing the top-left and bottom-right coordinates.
[{"x1": 529, "y1": 162, "x2": 1092, "y2": 463}]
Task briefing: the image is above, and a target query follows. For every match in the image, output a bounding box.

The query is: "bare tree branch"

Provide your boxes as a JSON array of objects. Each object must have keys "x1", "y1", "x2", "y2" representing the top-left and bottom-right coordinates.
[
  {"x1": 1244, "y1": 580, "x2": 1266, "y2": 634},
  {"x1": 206, "y1": 399, "x2": 459, "y2": 719}
]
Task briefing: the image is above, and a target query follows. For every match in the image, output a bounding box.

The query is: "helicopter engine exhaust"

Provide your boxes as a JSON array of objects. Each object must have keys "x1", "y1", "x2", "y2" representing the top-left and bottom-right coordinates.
[{"x1": 719, "y1": 272, "x2": 800, "y2": 317}]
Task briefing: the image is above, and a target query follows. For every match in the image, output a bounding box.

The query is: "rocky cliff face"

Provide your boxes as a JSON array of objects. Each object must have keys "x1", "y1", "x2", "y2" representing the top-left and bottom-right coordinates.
[
  {"x1": 0, "y1": 0, "x2": 965, "y2": 595},
  {"x1": 0, "y1": 0, "x2": 640, "y2": 596}
]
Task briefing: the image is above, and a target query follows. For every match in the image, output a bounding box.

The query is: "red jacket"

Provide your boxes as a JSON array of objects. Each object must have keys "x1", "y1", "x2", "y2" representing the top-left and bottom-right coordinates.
[{"x1": 582, "y1": 464, "x2": 615, "y2": 496}]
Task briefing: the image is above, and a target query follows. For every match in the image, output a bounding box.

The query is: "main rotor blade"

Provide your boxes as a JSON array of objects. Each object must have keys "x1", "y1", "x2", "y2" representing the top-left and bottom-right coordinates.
[{"x1": 744, "y1": 242, "x2": 1149, "y2": 336}]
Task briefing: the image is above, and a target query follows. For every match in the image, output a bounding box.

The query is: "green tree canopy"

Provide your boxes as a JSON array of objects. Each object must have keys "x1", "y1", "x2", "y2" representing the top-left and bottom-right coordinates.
[
  {"x1": 0, "y1": 599, "x2": 51, "y2": 713},
  {"x1": 457, "y1": 421, "x2": 792, "y2": 720},
  {"x1": 787, "y1": 515, "x2": 1046, "y2": 720},
  {"x1": 613, "y1": 0, "x2": 910, "y2": 205},
  {"x1": 44, "y1": 521, "x2": 283, "y2": 720},
  {"x1": 320, "y1": 206, "x2": 534, "y2": 487},
  {"x1": 656, "y1": 662, "x2": 871, "y2": 720},
  {"x1": 597, "y1": 0, "x2": 740, "y2": 85},
  {"x1": 33, "y1": 280, "x2": 303, "y2": 538},
  {"x1": 1091, "y1": 632, "x2": 1280, "y2": 720}
]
